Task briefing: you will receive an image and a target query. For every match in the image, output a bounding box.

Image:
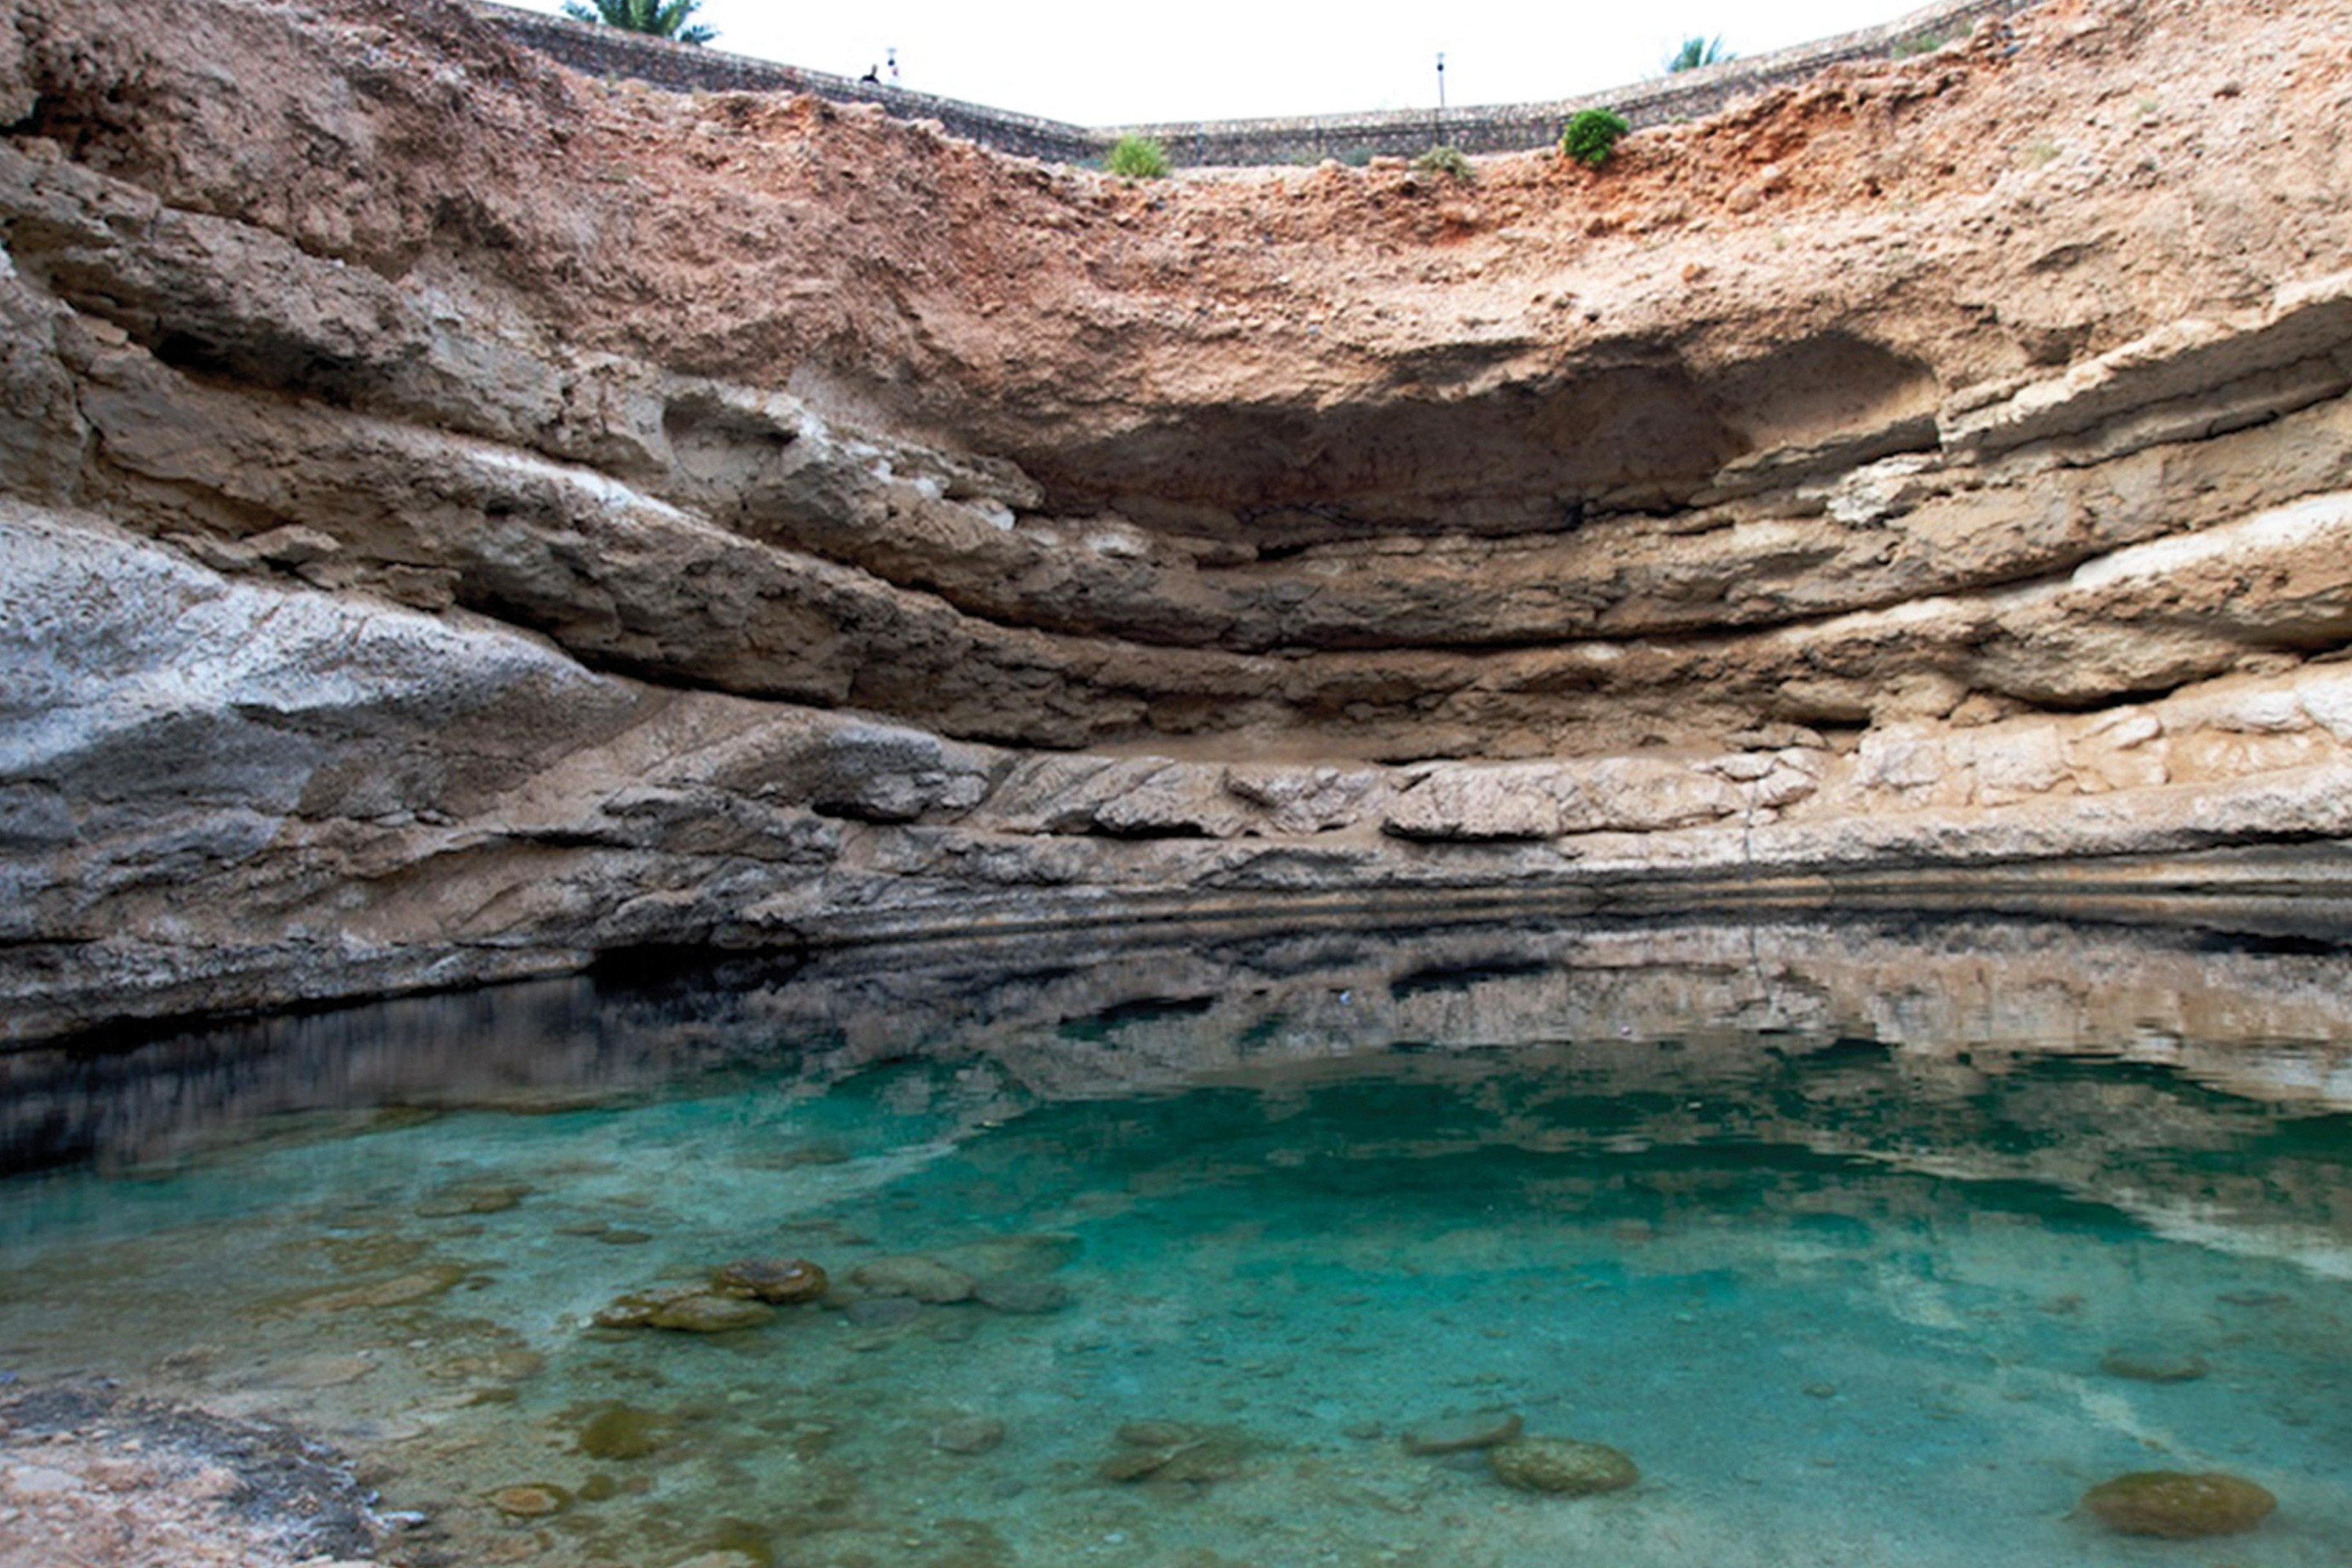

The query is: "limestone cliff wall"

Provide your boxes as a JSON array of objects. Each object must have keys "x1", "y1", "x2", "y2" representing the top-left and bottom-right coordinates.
[{"x1": 5, "y1": 0, "x2": 2352, "y2": 1039}]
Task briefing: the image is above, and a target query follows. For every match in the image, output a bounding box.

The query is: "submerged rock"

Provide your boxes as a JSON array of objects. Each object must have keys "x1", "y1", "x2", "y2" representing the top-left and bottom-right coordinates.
[
  {"x1": 1488, "y1": 1437, "x2": 1639, "y2": 1497},
  {"x1": 974, "y1": 1277, "x2": 1067, "y2": 1314},
  {"x1": 441, "y1": 1348, "x2": 546, "y2": 1385},
  {"x1": 1100, "y1": 1421, "x2": 1256, "y2": 1485},
  {"x1": 258, "y1": 1354, "x2": 376, "y2": 1391},
  {"x1": 938, "y1": 1233, "x2": 1082, "y2": 1278},
  {"x1": 2216, "y1": 1291, "x2": 2291, "y2": 1308},
  {"x1": 416, "y1": 1182, "x2": 532, "y2": 1218},
  {"x1": 931, "y1": 1415, "x2": 1007, "y2": 1455},
  {"x1": 851, "y1": 1254, "x2": 977, "y2": 1303},
  {"x1": 594, "y1": 1287, "x2": 774, "y2": 1333},
  {"x1": 302, "y1": 1263, "x2": 470, "y2": 1312},
  {"x1": 1402, "y1": 1409, "x2": 1523, "y2": 1455},
  {"x1": 711, "y1": 1257, "x2": 829, "y2": 1305},
  {"x1": 2082, "y1": 1472, "x2": 2276, "y2": 1538},
  {"x1": 844, "y1": 1297, "x2": 923, "y2": 1329},
  {"x1": 2099, "y1": 1350, "x2": 2210, "y2": 1383},
  {"x1": 560, "y1": 1221, "x2": 657, "y2": 1246},
  {"x1": 487, "y1": 1483, "x2": 568, "y2": 1518},
  {"x1": 1116, "y1": 1421, "x2": 1196, "y2": 1448},
  {"x1": 647, "y1": 1294, "x2": 774, "y2": 1333},
  {"x1": 575, "y1": 1403, "x2": 675, "y2": 1461}
]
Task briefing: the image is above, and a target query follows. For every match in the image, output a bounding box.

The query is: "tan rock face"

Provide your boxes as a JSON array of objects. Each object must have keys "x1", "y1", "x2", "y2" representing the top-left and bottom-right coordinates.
[{"x1": 5, "y1": 0, "x2": 2352, "y2": 1034}]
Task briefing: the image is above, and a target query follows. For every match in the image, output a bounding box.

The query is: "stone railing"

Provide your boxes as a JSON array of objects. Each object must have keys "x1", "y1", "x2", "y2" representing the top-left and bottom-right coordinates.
[
  {"x1": 1120, "y1": 0, "x2": 2037, "y2": 162},
  {"x1": 478, "y1": 0, "x2": 2038, "y2": 165}
]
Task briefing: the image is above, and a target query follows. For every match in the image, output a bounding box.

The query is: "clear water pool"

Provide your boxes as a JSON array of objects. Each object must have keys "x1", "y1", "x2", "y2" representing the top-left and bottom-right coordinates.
[{"x1": 3, "y1": 915, "x2": 2349, "y2": 1566}]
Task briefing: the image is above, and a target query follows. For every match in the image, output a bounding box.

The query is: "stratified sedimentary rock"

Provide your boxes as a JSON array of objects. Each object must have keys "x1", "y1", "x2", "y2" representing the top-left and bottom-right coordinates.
[{"x1": 5, "y1": 0, "x2": 2352, "y2": 1036}]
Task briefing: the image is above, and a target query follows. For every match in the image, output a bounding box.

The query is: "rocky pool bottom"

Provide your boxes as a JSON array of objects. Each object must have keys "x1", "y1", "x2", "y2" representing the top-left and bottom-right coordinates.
[{"x1": 2, "y1": 913, "x2": 2350, "y2": 1567}]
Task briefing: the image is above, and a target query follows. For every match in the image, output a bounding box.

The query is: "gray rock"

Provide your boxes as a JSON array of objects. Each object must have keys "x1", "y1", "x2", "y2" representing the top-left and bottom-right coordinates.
[
  {"x1": 1221, "y1": 765, "x2": 1382, "y2": 834},
  {"x1": 1385, "y1": 766, "x2": 1566, "y2": 841}
]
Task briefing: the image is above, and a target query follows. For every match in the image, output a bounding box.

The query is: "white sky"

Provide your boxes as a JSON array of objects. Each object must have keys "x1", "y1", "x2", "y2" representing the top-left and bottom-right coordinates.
[{"x1": 506, "y1": 1, "x2": 1932, "y2": 125}]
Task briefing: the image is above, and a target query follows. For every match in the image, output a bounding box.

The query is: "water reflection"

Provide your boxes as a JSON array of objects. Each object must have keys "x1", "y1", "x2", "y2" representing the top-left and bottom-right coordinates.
[
  {"x1": 10, "y1": 912, "x2": 2352, "y2": 1177},
  {"x1": 1, "y1": 913, "x2": 2349, "y2": 1567}
]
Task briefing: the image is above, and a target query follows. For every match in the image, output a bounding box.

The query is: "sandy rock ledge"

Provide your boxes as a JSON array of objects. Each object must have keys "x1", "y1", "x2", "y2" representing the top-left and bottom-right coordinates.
[{"x1": 0, "y1": 1385, "x2": 383, "y2": 1568}]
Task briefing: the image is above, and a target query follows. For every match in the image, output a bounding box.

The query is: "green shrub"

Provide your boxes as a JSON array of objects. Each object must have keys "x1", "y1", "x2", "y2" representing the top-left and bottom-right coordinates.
[
  {"x1": 1106, "y1": 135, "x2": 1171, "y2": 179},
  {"x1": 1893, "y1": 30, "x2": 1952, "y2": 56},
  {"x1": 1412, "y1": 143, "x2": 1473, "y2": 180},
  {"x1": 1561, "y1": 108, "x2": 1631, "y2": 169}
]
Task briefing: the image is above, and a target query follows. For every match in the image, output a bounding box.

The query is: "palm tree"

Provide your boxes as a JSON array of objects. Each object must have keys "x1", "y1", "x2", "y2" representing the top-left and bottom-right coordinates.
[
  {"x1": 561, "y1": 0, "x2": 717, "y2": 45},
  {"x1": 1666, "y1": 34, "x2": 1733, "y2": 72}
]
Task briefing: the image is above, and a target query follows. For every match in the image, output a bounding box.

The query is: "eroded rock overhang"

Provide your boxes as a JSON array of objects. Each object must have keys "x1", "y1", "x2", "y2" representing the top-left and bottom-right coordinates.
[{"x1": 5, "y1": 0, "x2": 2352, "y2": 1037}]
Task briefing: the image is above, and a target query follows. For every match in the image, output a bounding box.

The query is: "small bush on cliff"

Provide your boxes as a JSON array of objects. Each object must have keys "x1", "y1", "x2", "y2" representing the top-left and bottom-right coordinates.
[
  {"x1": 1107, "y1": 136, "x2": 1171, "y2": 179},
  {"x1": 1561, "y1": 108, "x2": 1631, "y2": 169},
  {"x1": 1893, "y1": 30, "x2": 1954, "y2": 56},
  {"x1": 1412, "y1": 143, "x2": 1473, "y2": 180},
  {"x1": 561, "y1": 0, "x2": 715, "y2": 45}
]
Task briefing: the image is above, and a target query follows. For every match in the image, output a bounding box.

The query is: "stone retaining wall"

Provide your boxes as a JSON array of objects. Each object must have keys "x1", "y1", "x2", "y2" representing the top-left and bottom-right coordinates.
[
  {"x1": 476, "y1": 3, "x2": 1105, "y2": 162},
  {"x1": 478, "y1": 0, "x2": 2039, "y2": 166}
]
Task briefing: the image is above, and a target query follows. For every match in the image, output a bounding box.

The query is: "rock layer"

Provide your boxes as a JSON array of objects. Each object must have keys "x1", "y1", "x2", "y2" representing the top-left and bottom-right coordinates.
[{"x1": 5, "y1": 0, "x2": 2352, "y2": 1035}]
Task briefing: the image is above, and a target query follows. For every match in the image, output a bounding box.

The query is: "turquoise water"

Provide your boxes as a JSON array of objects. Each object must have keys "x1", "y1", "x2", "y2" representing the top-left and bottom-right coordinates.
[{"x1": 2, "y1": 918, "x2": 2350, "y2": 1566}]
